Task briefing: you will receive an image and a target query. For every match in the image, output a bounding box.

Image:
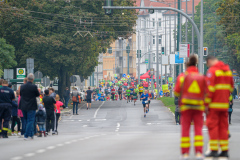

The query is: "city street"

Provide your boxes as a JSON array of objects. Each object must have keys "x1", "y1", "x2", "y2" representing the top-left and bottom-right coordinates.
[{"x1": 1, "y1": 100, "x2": 240, "y2": 160}]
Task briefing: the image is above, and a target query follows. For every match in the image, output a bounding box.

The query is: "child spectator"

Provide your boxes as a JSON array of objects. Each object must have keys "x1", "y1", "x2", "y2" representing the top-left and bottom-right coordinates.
[
  {"x1": 55, "y1": 94, "x2": 63, "y2": 134},
  {"x1": 11, "y1": 91, "x2": 21, "y2": 136},
  {"x1": 36, "y1": 104, "x2": 47, "y2": 137}
]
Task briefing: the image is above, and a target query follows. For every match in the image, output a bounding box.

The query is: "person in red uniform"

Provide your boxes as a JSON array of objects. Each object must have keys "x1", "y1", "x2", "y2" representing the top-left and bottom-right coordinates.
[
  {"x1": 174, "y1": 55, "x2": 208, "y2": 160},
  {"x1": 205, "y1": 55, "x2": 234, "y2": 159},
  {"x1": 154, "y1": 82, "x2": 156, "y2": 89}
]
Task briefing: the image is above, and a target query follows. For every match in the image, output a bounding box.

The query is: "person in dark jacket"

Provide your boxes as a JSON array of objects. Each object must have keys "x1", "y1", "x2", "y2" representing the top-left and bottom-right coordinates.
[
  {"x1": 36, "y1": 104, "x2": 46, "y2": 137},
  {"x1": 63, "y1": 87, "x2": 70, "y2": 108},
  {"x1": 20, "y1": 73, "x2": 40, "y2": 140},
  {"x1": 229, "y1": 94, "x2": 233, "y2": 124},
  {"x1": 174, "y1": 96, "x2": 181, "y2": 125},
  {"x1": 11, "y1": 93, "x2": 21, "y2": 136}
]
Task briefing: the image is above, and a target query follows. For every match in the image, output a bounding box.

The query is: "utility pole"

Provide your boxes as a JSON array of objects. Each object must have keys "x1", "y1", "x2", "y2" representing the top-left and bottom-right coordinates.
[
  {"x1": 179, "y1": 0, "x2": 182, "y2": 73},
  {"x1": 156, "y1": 20, "x2": 160, "y2": 98},
  {"x1": 165, "y1": 15, "x2": 167, "y2": 84},
  {"x1": 185, "y1": 0, "x2": 188, "y2": 43},
  {"x1": 169, "y1": 9, "x2": 172, "y2": 79},
  {"x1": 192, "y1": 0, "x2": 194, "y2": 55},
  {"x1": 138, "y1": 30, "x2": 141, "y2": 85},
  {"x1": 200, "y1": 0, "x2": 204, "y2": 73}
]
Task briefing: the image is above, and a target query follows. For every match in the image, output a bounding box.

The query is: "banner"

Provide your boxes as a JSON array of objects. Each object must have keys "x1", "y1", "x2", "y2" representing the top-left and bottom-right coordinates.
[{"x1": 162, "y1": 84, "x2": 168, "y2": 91}]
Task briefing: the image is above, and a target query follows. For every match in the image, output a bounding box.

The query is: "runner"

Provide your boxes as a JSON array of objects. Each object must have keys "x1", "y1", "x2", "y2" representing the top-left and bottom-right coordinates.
[
  {"x1": 111, "y1": 86, "x2": 116, "y2": 101},
  {"x1": 129, "y1": 86, "x2": 134, "y2": 102},
  {"x1": 118, "y1": 86, "x2": 123, "y2": 100},
  {"x1": 132, "y1": 90, "x2": 138, "y2": 106},
  {"x1": 86, "y1": 87, "x2": 93, "y2": 110},
  {"x1": 140, "y1": 90, "x2": 149, "y2": 118},
  {"x1": 131, "y1": 80, "x2": 135, "y2": 88},
  {"x1": 126, "y1": 87, "x2": 131, "y2": 103},
  {"x1": 138, "y1": 84, "x2": 144, "y2": 100}
]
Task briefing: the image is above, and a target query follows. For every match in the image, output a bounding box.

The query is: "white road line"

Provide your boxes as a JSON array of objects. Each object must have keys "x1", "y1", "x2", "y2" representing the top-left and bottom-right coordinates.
[
  {"x1": 93, "y1": 101, "x2": 105, "y2": 118},
  {"x1": 46, "y1": 146, "x2": 56, "y2": 150},
  {"x1": 24, "y1": 153, "x2": 35, "y2": 157},
  {"x1": 117, "y1": 123, "x2": 120, "y2": 127},
  {"x1": 65, "y1": 141, "x2": 72, "y2": 144},
  {"x1": 95, "y1": 119, "x2": 106, "y2": 121},
  {"x1": 78, "y1": 120, "x2": 82, "y2": 121},
  {"x1": 56, "y1": 144, "x2": 64, "y2": 147},
  {"x1": 115, "y1": 130, "x2": 119, "y2": 132},
  {"x1": 11, "y1": 157, "x2": 22, "y2": 160},
  {"x1": 36, "y1": 149, "x2": 46, "y2": 153},
  {"x1": 82, "y1": 125, "x2": 88, "y2": 127}
]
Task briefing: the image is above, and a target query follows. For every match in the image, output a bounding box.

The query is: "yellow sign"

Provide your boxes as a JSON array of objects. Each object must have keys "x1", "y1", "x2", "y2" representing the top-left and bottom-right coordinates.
[
  {"x1": 162, "y1": 84, "x2": 168, "y2": 91},
  {"x1": 127, "y1": 75, "x2": 130, "y2": 79},
  {"x1": 188, "y1": 80, "x2": 200, "y2": 94}
]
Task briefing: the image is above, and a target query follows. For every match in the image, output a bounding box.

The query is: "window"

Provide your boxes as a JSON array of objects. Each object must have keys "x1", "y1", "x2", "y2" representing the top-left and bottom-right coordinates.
[
  {"x1": 153, "y1": 36, "x2": 155, "y2": 45},
  {"x1": 152, "y1": 18, "x2": 155, "y2": 27},
  {"x1": 158, "y1": 18, "x2": 161, "y2": 27},
  {"x1": 158, "y1": 35, "x2": 162, "y2": 44}
]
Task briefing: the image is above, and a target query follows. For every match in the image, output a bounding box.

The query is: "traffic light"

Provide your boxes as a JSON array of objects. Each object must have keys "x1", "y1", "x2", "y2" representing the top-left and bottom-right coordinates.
[
  {"x1": 126, "y1": 44, "x2": 130, "y2": 54},
  {"x1": 148, "y1": 9, "x2": 154, "y2": 14},
  {"x1": 137, "y1": 50, "x2": 141, "y2": 58},
  {"x1": 161, "y1": 47, "x2": 164, "y2": 54},
  {"x1": 203, "y1": 47, "x2": 208, "y2": 56},
  {"x1": 105, "y1": 0, "x2": 113, "y2": 15}
]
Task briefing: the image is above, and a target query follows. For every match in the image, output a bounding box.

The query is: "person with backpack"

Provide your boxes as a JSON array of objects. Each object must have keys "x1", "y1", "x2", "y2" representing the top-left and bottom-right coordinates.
[{"x1": 174, "y1": 55, "x2": 208, "y2": 160}]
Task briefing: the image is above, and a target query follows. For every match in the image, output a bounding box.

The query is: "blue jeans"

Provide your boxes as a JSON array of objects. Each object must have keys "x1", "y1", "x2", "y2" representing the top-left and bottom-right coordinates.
[
  {"x1": 22, "y1": 110, "x2": 36, "y2": 138},
  {"x1": 21, "y1": 117, "x2": 26, "y2": 135},
  {"x1": 38, "y1": 124, "x2": 45, "y2": 131},
  {"x1": 73, "y1": 102, "x2": 78, "y2": 114},
  {"x1": 64, "y1": 97, "x2": 70, "y2": 107}
]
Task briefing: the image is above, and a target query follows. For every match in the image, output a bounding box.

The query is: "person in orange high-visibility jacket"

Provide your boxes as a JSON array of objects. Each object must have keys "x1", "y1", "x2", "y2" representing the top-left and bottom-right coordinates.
[
  {"x1": 205, "y1": 56, "x2": 234, "y2": 159},
  {"x1": 174, "y1": 55, "x2": 208, "y2": 160}
]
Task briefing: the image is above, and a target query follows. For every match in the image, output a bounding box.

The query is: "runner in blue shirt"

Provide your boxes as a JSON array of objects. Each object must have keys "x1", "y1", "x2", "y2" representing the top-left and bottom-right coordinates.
[{"x1": 140, "y1": 90, "x2": 149, "y2": 118}]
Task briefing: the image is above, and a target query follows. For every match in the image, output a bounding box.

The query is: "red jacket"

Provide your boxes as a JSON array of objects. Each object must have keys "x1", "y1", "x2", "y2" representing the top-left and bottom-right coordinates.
[
  {"x1": 174, "y1": 66, "x2": 208, "y2": 112},
  {"x1": 205, "y1": 61, "x2": 234, "y2": 111}
]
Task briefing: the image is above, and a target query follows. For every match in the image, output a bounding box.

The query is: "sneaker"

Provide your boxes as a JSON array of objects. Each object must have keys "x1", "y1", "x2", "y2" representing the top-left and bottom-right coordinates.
[
  {"x1": 24, "y1": 137, "x2": 32, "y2": 141},
  {"x1": 52, "y1": 132, "x2": 56, "y2": 135},
  {"x1": 205, "y1": 151, "x2": 218, "y2": 158},
  {"x1": 144, "y1": 114, "x2": 146, "y2": 118},
  {"x1": 12, "y1": 133, "x2": 17, "y2": 136},
  {"x1": 176, "y1": 123, "x2": 179, "y2": 125},
  {"x1": 76, "y1": 113, "x2": 79, "y2": 115},
  {"x1": 181, "y1": 153, "x2": 189, "y2": 160},
  {"x1": 195, "y1": 152, "x2": 204, "y2": 160},
  {"x1": 218, "y1": 151, "x2": 229, "y2": 158},
  {"x1": 18, "y1": 132, "x2": 21, "y2": 136},
  {"x1": 146, "y1": 110, "x2": 148, "y2": 113}
]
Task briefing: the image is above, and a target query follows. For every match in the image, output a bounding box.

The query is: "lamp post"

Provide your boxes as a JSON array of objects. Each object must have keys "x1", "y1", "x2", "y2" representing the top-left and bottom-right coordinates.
[{"x1": 126, "y1": 44, "x2": 130, "y2": 75}]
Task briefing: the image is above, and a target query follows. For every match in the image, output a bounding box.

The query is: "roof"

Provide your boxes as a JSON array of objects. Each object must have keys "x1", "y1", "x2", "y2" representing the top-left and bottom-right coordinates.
[{"x1": 135, "y1": 0, "x2": 201, "y2": 16}]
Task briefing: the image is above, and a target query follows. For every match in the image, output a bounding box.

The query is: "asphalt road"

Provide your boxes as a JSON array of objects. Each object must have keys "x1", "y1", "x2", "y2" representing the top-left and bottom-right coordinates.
[{"x1": 1, "y1": 99, "x2": 239, "y2": 160}]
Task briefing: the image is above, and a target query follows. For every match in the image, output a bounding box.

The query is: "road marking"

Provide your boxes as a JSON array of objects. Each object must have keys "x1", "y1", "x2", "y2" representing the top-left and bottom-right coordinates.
[
  {"x1": 11, "y1": 157, "x2": 22, "y2": 160},
  {"x1": 87, "y1": 119, "x2": 90, "y2": 121},
  {"x1": 24, "y1": 153, "x2": 35, "y2": 157},
  {"x1": 95, "y1": 119, "x2": 106, "y2": 121},
  {"x1": 71, "y1": 140, "x2": 78, "y2": 143},
  {"x1": 83, "y1": 125, "x2": 88, "y2": 127},
  {"x1": 46, "y1": 146, "x2": 56, "y2": 150},
  {"x1": 94, "y1": 101, "x2": 105, "y2": 118},
  {"x1": 78, "y1": 120, "x2": 82, "y2": 121},
  {"x1": 117, "y1": 123, "x2": 120, "y2": 127},
  {"x1": 36, "y1": 149, "x2": 46, "y2": 153},
  {"x1": 115, "y1": 130, "x2": 119, "y2": 132},
  {"x1": 56, "y1": 144, "x2": 64, "y2": 147},
  {"x1": 147, "y1": 123, "x2": 152, "y2": 125},
  {"x1": 65, "y1": 141, "x2": 72, "y2": 144}
]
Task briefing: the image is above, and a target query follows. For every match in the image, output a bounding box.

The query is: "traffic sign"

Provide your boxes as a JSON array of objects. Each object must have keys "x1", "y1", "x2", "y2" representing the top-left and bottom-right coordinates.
[
  {"x1": 145, "y1": 59, "x2": 148, "y2": 64},
  {"x1": 122, "y1": 74, "x2": 126, "y2": 78},
  {"x1": 70, "y1": 75, "x2": 77, "y2": 83},
  {"x1": 127, "y1": 75, "x2": 130, "y2": 79},
  {"x1": 41, "y1": 76, "x2": 50, "y2": 87},
  {"x1": 17, "y1": 68, "x2": 26, "y2": 79},
  {"x1": 34, "y1": 71, "x2": 43, "y2": 79},
  {"x1": 179, "y1": 44, "x2": 190, "y2": 58}
]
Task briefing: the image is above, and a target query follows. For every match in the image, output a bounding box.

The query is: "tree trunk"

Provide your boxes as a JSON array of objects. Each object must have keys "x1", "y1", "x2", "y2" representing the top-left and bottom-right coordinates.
[
  {"x1": 66, "y1": 72, "x2": 70, "y2": 89},
  {"x1": 58, "y1": 67, "x2": 67, "y2": 100}
]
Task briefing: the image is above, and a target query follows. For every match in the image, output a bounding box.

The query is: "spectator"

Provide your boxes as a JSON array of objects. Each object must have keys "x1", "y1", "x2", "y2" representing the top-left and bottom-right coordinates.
[
  {"x1": 55, "y1": 94, "x2": 63, "y2": 133},
  {"x1": 35, "y1": 104, "x2": 46, "y2": 137},
  {"x1": 174, "y1": 96, "x2": 180, "y2": 125},
  {"x1": 86, "y1": 87, "x2": 93, "y2": 110},
  {"x1": 11, "y1": 91, "x2": 21, "y2": 136},
  {"x1": 63, "y1": 87, "x2": 70, "y2": 108},
  {"x1": 20, "y1": 73, "x2": 40, "y2": 140},
  {"x1": 42, "y1": 89, "x2": 56, "y2": 135},
  {"x1": 49, "y1": 88, "x2": 56, "y2": 99},
  {"x1": 72, "y1": 88, "x2": 79, "y2": 115}
]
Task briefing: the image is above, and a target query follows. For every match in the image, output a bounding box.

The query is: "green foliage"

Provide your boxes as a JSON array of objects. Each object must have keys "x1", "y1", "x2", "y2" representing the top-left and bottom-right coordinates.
[
  {"x1": 181, "y1": 0, "x2": 226, "y2": 58},
  {"x1": 216, "y1": 0, "x2": 240, "y2": 74},
  {"x1": 0, "y1": 38, "x2": 17, "y2": 77},
  {"x1": 157, "y1": 97, "x2": 175, "y2": 113},
  {"x1": 0, "y1": 0, "x2": 137, "y2": 97}
]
